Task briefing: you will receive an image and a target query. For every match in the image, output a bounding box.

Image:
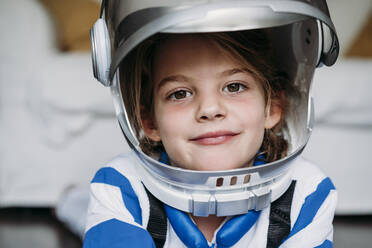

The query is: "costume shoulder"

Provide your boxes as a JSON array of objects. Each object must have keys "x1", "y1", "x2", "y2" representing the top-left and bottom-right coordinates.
[
  {"x1": 280, "y1": 157, "x2": 337, "y2": 247},
  {"x1": 83, "y1": 151, "x2": 155, "y2": 248}
]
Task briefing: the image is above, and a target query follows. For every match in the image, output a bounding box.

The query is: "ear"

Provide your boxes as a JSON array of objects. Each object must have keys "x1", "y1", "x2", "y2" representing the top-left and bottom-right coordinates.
[
  {"x1": 142, "y1": 117, "x2": 161, "y2": 142},
  {"x1": 264, "y1": 101, "x2": 282, "y2": 129}
]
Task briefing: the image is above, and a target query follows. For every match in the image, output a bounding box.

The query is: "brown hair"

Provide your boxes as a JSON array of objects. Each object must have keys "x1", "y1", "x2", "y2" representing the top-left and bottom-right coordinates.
[{"x1": 120, "y1": 30, "x2": 294, "y2": 162}]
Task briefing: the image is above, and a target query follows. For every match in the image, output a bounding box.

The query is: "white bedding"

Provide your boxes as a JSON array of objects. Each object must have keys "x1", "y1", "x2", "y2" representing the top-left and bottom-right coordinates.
[
  {"x1": 0, "y1": 53, "x2": 127, "y2": 206},
  {"x1": 303, "y1": 59, "x2": 372, "y2": 215},
  {"x1": 0, "y1": 0, "x2": 127, "y2": 206}
]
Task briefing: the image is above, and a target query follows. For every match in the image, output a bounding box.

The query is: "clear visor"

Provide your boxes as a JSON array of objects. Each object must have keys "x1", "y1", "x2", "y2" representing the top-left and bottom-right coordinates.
[
  {"x1": 113, "y1": 19, "x2": 319, "y2": 159},
  {"x1": 109, "y1": 19, "x2": 318, "y2": 191}
]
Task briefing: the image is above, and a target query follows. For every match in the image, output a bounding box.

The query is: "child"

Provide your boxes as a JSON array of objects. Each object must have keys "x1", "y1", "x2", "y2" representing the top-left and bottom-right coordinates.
[{"x1": 84, "y1": 0, "x2": 339, "y2": 247}]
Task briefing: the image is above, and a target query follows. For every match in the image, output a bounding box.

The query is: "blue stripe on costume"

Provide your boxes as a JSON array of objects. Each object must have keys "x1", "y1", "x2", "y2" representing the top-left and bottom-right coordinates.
[
  {"x1": 285, "y1": 177, "x2": 335, "y2": 241},
  {"x1": 315, "y1": 240, "x2": 333, "y2": 248},
  {"x1": 164, "y1": 204, "x2": 261, "y2": 248},
  {"x1": 83, "y1": 218, "x2": 155, "y2": 248},
  {"x1": 216, "y1": 210, "x2": 261, "y2": 248},
  {"x1": 159, "y1": 151, "x2": 170, "y2": 165},
  {"x1": 164, "y1": 204, "x2": 210, "y2": 248},
  {"x1": 253, "y1": 153, "x2": 266, "y2": 166},
  {"x1": 92, "y1": 167, "x2": 142, "y2": 225}
]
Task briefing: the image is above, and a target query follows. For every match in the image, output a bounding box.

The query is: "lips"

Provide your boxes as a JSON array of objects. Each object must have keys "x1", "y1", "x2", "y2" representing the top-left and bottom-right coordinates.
[{"x1": 190, "y1": 131, "x2": 239, "y2": 145}]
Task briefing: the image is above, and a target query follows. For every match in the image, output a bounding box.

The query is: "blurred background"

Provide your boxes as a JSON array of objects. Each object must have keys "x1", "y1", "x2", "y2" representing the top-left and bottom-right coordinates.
[{"x1": 0, "y1": 0, "x2": 371, "y2": 247}]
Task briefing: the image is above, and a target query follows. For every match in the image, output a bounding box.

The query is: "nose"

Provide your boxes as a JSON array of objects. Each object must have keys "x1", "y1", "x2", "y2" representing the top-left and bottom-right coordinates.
[{"x1": 196, "y1": 92, "x2": 226, "y2": 122}]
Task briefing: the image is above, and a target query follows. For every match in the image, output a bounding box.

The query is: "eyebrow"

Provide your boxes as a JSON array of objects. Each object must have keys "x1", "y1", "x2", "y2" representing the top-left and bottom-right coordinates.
[
  {"x1": 157, "y1": 74, "x2": 192, "y2": 90},
  {"x1": 156, "y1": 68, "x2": 254, "y2": 89},
  {"x1": 219, "y1": 68, "x2": 254, "y2": 77}
]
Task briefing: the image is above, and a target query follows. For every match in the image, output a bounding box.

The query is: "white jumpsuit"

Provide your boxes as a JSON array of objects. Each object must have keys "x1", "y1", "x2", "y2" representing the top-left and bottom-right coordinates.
[{"x1": 84, "y1": 151, "x2": 337, "y2": 248}]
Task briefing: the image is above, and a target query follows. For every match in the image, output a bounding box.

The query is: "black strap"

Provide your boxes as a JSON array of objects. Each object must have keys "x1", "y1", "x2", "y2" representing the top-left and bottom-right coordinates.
[
  {"x1": 145, "y1": 188, "x2": 167, "y2": 248},
  {"x1": 266, "y1": 180, "x2": 297, "y2": 248}
]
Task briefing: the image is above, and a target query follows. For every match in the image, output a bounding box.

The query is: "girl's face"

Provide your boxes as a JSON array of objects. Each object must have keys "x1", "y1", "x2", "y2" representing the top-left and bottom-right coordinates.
[{"x1": 143, "y1": 35, "x2": 281, "y2": 171}]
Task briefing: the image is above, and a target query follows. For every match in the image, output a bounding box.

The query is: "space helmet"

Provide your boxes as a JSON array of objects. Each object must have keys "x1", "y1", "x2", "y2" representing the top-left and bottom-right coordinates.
[{"x1": 90, "y1": 0, "x2": 339, "y2": 216}]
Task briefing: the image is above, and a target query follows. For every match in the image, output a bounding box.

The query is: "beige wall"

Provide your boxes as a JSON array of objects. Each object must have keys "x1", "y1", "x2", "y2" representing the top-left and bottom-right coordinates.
[{"x1": 327, "y1": 0, "x2": 372, "y2": 56}]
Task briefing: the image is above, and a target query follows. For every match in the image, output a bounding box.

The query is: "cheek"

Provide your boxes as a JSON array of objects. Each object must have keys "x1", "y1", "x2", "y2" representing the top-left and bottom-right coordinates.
[
  {"x1": 233, "y1": 97, "x2": 266, "y2": 125},
  {"x1": 155, "y1": 103, "x2": 191, "y2": 138}
]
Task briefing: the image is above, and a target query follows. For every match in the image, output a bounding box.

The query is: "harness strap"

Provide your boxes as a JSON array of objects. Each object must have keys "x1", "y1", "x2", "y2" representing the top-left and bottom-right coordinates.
[
  {"x1": 266, "y1": 180, "x2": 297, "y2": 248},
  {"x1": 145, "y1": 187, "x2": 167, "y2": 248},
  {"x1": 145, "y1": 180, "x2": 296, "y2": 248}
]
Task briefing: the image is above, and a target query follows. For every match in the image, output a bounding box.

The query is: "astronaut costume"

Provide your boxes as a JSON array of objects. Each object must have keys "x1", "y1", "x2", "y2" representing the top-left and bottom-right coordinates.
[{"x1": 84, "y1": 0, "x2": 339, "y2": 247}]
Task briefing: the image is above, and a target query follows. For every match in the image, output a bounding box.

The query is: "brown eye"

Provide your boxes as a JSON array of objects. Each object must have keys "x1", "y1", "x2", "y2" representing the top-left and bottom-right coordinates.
[
  {"x1": 224, "y1": 83, "x2": 246, "y2": 93},
  {"x1": 169, "y1": 90, "x2": 191, "y2": 100}
]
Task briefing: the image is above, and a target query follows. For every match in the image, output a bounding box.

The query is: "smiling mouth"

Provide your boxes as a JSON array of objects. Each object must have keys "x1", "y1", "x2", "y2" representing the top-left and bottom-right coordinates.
[{"x1": 190, "y1": 131, "x2": 239, "y2": 145}]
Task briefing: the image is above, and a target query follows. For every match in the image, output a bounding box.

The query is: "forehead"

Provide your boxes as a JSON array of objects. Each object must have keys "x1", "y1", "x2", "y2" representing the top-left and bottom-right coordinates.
[
  {"x1": 154, "y1": 34, "x2": 221, "y2": 63},
  {"x1": 152, "y1": 34, "x2": 246, "y2": 80}
]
